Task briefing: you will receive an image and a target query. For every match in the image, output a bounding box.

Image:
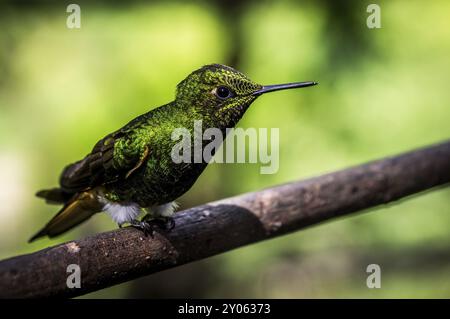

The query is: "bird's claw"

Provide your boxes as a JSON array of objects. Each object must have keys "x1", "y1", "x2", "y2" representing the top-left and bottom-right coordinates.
[
  {"x1": 130, "y1": 220, "x2": 156, "y2": 237},
  {"x1": 163, "y1": 217, "x2": 176, "y2": 231},
  {"x1": 129, "y1": 216, "x2": 175, "y2": 237},
  {"x1": 141, "y1": 215, "x2": 176, "y2": 231}
]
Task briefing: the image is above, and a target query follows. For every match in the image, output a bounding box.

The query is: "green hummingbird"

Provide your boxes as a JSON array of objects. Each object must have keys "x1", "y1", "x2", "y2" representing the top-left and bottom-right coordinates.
[{"x1": 30, "y1": 64, "x2": 317, "y2": 242}]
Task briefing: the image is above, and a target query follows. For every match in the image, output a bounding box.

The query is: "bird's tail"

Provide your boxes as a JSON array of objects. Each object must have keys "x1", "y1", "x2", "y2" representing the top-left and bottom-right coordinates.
[
  {"x1": 35, "y1": 187, "x2": 73, "y2": 204},
  {"x1": 29, "y1": 190, "x2": 103, "y2": 242}
]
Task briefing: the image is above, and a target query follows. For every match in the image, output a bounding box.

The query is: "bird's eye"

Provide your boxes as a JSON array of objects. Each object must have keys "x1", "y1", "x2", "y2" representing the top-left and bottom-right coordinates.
[{"x1": 215, "y1": 86, "x2": 234, "y2": 99}]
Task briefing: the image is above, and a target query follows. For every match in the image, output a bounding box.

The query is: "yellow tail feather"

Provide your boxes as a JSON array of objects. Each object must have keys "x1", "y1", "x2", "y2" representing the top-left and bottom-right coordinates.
[{"x1": 29, "y1": 191, "x2": 102, "y2": 242}]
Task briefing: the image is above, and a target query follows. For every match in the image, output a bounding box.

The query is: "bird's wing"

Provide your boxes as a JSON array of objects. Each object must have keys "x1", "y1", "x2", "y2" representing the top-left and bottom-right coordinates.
[{"x1": 59, "y1": 122, "x2": 150, "y2": 193}]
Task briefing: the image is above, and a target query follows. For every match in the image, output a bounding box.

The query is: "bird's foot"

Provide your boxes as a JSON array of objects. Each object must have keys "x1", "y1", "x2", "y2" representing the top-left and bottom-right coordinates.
[
  {"x1": 161, "y1": 216, "x2": 176, "y2": 231},
  {"x1": 129, "y1": 219, "x2": 156, "y2": 237},
  {"x1": 141, "y1": 215, "x2": 176, "y2": 231}
]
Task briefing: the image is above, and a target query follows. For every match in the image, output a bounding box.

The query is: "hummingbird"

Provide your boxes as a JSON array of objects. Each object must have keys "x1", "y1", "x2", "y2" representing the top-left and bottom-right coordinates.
[{"x1": 30, "y1": 64, "x2": 317, "y2": 242}]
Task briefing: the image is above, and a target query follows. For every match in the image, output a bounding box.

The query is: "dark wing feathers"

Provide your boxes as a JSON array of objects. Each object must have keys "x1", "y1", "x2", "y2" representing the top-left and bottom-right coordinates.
[
  {"x1": 58, "y1": 113, "x2": 152, "y2": 194},
  {"x1": 33, "y1": 115, "x2": 151, "y2": 241},
  {"x1": 59, "y1": 157, "x2": 91, "y2": 191},
  {"x1": 59, "y1": 133, "x2": 125, "y2": 192}
]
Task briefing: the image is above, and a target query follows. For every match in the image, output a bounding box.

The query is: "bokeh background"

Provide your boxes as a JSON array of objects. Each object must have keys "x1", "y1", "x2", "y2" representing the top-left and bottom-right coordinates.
[{"x1": 1, "y1": 0, "x2": 449, "y2": 298}]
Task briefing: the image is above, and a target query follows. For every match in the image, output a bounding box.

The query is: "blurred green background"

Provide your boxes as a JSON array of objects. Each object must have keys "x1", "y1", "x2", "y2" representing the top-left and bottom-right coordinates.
[{"x1": 0, "y1": 0, "x2": 449, "y2": 298}]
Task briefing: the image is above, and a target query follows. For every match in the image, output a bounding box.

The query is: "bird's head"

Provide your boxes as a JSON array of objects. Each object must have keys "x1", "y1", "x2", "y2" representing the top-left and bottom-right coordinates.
[{"x1": 176, "y1": 64, "x2": 317, "y2": 127}]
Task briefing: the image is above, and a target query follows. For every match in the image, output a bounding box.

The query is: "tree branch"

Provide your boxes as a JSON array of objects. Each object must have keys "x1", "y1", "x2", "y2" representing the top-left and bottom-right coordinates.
[{"x1": 1, "y1": 140, "x2": 449, "y2": 298}]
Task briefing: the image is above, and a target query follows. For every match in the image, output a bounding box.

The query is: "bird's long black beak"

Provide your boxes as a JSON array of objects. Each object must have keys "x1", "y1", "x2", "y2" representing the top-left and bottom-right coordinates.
[{"x1": 253, "y1": 81, "x2": 318, "y2": 96}]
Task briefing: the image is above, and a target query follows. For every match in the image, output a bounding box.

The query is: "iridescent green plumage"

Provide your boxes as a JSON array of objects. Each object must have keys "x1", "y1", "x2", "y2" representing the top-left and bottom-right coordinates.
[{"x1": 30, "y1": 64, "x2": 317, "y2": 242}]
